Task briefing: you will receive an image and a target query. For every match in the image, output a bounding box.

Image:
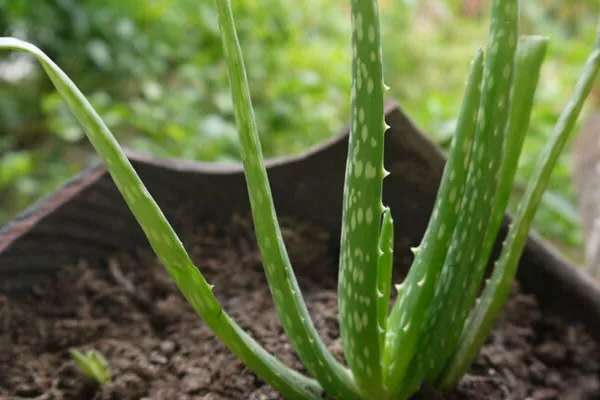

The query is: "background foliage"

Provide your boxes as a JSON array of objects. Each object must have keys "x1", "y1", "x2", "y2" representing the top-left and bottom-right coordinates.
[{"x1": 0, "y1": 0, "x2": 598, "y2": 262}]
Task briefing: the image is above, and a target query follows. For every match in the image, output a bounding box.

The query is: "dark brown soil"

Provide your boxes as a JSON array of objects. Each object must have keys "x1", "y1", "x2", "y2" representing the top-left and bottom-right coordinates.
[{"x1": 1, "y1": 216, "x2": 598, "y2": 400}]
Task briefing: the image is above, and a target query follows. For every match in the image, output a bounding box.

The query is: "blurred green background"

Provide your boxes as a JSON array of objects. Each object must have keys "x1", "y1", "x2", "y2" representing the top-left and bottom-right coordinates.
[{"x1": 0, "y1": 0, "x2": 598, "y2": 262}]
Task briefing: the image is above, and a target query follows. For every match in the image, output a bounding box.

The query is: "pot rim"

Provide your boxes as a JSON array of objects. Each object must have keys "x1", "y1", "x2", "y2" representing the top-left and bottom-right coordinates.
[{"x1": 1, "y1": 104, "x2": 598, "y2": 339}]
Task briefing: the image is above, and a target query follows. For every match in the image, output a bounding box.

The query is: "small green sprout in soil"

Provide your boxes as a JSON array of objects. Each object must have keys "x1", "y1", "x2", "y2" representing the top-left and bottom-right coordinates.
[
  {"x1": 69, "y1": 349, "x2": 111, "y2": 386},
  {"x1": 1, "y1": 1, "x2": 599, "y2": 399}
]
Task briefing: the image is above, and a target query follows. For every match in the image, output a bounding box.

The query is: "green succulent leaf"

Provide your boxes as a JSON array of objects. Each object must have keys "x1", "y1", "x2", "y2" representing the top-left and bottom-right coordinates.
[
  {"x1": 0, "y1": 37, "x2": 323, "y2": 400},
  {"x1": 69, "y1": 349, "x2": 111, "y2": 385},
  {"x1": 474, "y1": 35, "x2": 549, "y2": 291},
  {"x1": 338, "y1": 0, "x2": 387, "y2": 395},
  {"x1": 376, "y1": 207, "x2": 394, "y2": 354},
  {"x1": 439, "y1": 29, "x2": 600, "y2": 390},
  {"x1": 214, "y1": 1, "x2": 360, "y2": 398},
  {"x1": 383, "y1": 47, "x2": 484, "y2": 398},
  {"x1": 385, "y1": 2, "x2": 519, "y2": 395},
  {"x1": 407, "y1": 35, "x2": 548, "y2": 391},
  {"x1": 432, "y1": 33, "x2": 548, "y2": 381}
]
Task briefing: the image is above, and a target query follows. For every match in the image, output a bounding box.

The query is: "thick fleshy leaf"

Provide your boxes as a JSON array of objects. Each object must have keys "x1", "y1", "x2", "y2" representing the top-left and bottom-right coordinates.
[
  {"x1": 439, "y1": 29, "x2": 600, "y2": 390},
  {"x1": 376, "y1": 208, "x2": 394, "y2": 353},
  {"x1": 387, "y1": 2, "x2": 519, "y2": 394},
  {"x1": 338, "y1": 0, "x2": 387, "y2": 395},
  {"x1": 0, "y1": 37, "x2": 323, "y2": 400},
  {"x1": 383, "y1": 48, "x2": 484, "y2": 398},
  {"x1": 214, "y1": 2, "x2": 360, "y2": 398},
  {"x1": 408, "y1": 35, "x2": 548, "y2": 390}
]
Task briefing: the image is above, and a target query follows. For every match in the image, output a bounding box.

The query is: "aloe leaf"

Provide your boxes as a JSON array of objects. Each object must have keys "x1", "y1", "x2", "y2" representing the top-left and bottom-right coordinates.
[
  {"x1": 376, "y1": 207, "x2": 394, "y2": 353},
  {"x1": 338, "y1": 0, "x2": 387, "y2": 395},
  {"x1": 433, "y1": 34, "x2": 547, "y2": 379},
  {"x1": 424, "y1": 0, "x2": 519, "y2": 352},
  {"x1": 382, "y1": 48, "x2": 484, "y2": 397},
  {"x1": 391, "y1": 2, "x2": 519, "y2": 392},
  {"x1": 479, "y1": 35, "x2": 549, "y2": 271},
  {"x1": 439, "y1": 29, "x2": 600, "y2": 390},
  {"x1": 405, "y1": 35, "x2": 548, "y2": 390},
  {"x1": 0, "y1": 37, "x2": 324, "y2": 400},
  {"x1": 214, "y1": 2, "x2": 361, "y2": 398},
  {"x1": 69, "y1": 349, "x2": 111, "y2": 385}
]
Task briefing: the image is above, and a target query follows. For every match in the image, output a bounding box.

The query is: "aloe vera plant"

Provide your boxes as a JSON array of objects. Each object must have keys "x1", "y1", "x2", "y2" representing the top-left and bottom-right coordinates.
[
  {"x1": 69, "y1": 349, "x2": 111, "y2": 385},
  {"x1": 1, "y1": 1, "x2": 599, "y2": 399}
]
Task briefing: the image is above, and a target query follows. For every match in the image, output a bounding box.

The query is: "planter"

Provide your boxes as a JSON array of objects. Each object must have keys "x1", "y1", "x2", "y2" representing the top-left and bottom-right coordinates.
[
  {"x1": 1, "y1": 104, "x2": 599, "y2": 399},
  {"x1": 574, "y1": 113, "x2": 600, "y2": 278}
]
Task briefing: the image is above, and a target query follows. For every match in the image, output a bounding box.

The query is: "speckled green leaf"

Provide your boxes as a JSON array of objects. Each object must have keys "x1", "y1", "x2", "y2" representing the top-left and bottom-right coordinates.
[
  {"x1": 439, "y1": 30, "x2": 600, "y2": 390},
  {"x1": 383, "y1": 48, "x2": 484, "y2": 398},
  {"x1": 0, "y1": 37, "x2": 324, "y2": 400},
  {"x1": 405, "y1": 35, "x2": 548, "y2": 391},
  {"x1": 376, "y1": 207, "x2": 394, "y2": 353},
  {"x1": 390, "y1": 2, "x2": 519, "y2": 392},
  {"x1": 214, "y1": 2, "x2": 360, "y2": 399},
  {"x1": 338, "y1": 0, "x2": 387, "y2": 395}
]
